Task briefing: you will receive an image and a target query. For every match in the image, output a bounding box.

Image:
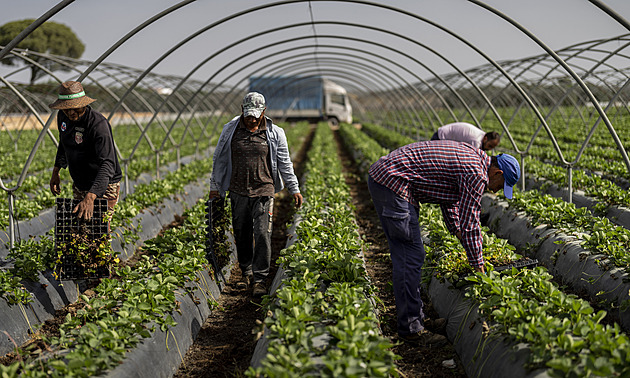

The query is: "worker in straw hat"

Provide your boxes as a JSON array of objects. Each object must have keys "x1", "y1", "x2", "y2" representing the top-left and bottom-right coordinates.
[{"x1": 48, "y1": 81, "x2": 122, "y2": 221}]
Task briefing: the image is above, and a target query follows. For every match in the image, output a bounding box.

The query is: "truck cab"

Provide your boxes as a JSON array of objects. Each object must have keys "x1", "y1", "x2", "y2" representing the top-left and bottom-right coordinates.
[{"x1": 322, "y1": 79, "x2": 353, "y2": 125}]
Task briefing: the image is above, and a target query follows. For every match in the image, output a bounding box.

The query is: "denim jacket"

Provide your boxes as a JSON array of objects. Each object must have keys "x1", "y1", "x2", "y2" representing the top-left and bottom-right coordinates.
[{"x1": 209, "y1": 115, "x2": 300, "y2": 196}]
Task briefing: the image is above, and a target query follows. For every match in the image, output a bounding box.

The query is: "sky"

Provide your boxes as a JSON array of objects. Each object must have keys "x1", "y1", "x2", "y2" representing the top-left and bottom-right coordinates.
[{"x1": 2, "y1": 0, "x2": 630, "y2": 89}]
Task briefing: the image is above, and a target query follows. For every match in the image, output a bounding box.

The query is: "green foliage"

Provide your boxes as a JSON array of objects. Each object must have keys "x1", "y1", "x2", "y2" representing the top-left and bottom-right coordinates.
[
  {"x1": 3, "y1": 198, "x2": 226, "y2": 377},
  {"x1": 413, "y1": 186, "x2": 630, "y2": 377},
  {"x1": 507, "y1": 190, "x2": 630, "y2": 270},
  {"x1": 247, "y1": 124, "x2": 399, "y2": 378},
  {"x1": 466, "y1": 268, "x2": 630, "y2": 376},
  {"x1": 360, "y1": 122, "x2": 415, "y2": 150},
  {"x1": 0, "y1": 19, "x2": 85, "y2": 83}
]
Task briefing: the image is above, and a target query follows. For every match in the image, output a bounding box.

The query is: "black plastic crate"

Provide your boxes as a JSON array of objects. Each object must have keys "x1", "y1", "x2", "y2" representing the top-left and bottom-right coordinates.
[
  {"x1": 205, "y1": 197, "x2": 227, "y2": 284},
  {"x1": 54, "y1": 197, "x2": 112, "y2": 280},
  {"x1": 493, "y1": 258, "x2": 539, "y2": 272}
]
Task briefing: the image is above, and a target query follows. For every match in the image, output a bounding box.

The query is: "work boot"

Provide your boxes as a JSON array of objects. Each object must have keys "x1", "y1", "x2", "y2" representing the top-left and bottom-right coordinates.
[
  {"x1": 399, "y1": 329, "x2": 448, "y2": 347},
  {"x1": 236, "y1": 274, "x2": 253, "y2": 290},
  {"x1": 252, "y1": 282, "x2": 267, "y2": 297},
  {"x1": 424, "y1": 318, "x2": 447, "y2": 334}
]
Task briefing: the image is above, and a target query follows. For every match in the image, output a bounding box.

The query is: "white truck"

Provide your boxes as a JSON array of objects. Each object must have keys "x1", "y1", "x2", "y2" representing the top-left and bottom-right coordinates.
[{"x1": 248, "y1": 76, "x2": 352, "y2": 125}]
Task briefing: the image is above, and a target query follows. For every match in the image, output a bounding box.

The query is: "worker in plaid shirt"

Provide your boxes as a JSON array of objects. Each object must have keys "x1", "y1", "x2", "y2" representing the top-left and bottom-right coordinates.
[{"x1": 368, "y1": 140, "x2": 520, "y2": 346}]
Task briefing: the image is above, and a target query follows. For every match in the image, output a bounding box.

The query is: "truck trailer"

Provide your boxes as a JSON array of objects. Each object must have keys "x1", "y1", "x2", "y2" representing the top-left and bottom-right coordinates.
[{"x1": 248, "y1": 76, "x2": 352, "y2": 125}]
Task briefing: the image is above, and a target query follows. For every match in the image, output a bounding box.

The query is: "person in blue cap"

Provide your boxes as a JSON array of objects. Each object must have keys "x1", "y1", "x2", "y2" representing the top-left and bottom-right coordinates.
[{"x1": 367, "y1": 140, "x2": 520, "y2": 346}]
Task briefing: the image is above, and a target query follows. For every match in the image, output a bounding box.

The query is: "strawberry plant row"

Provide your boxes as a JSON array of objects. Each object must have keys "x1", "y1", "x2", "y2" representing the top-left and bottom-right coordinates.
[
  {"x1": 419, "y1": 201, "x2": 630, "y2": 377},
  {"x1": 0, "y1": 139, "x2": 215, "y2": 232},
  {"x1": 337, "y1": 118, "x2": 542, "y2": 377},
  {"x1": 481, "y1": 191, "x2": 630, "y2": 331},
  {"x1": 0, "y1": 197, "x2": 235, "y2": 377},
  {"x1": 247, "y1": 123, "x2": 398, "y2": 377},
  {"x1": 0, "y1": 116, "x2": 221, "y2": 238},
  {"x1": 342, "y1": 121, "x2": 630, "y2": 376},
  {"x1": 0, "y1": 121, "x2": 306, "y2": 363},
  {"x1": 358, "y1": 121, "x2": 630, "y2": 238},
  {"x1": 0, "y1": 151, "x2": 211, "y2": 251},
  {"x1": 337, "y1": 123, "x2": 389, "y2": 174},
  {"x1": 524, "y1": 156, "x2": 630, "y2": 219},
  {"x1": 0, "y1": 158, "x2": 215, "y2": 356},
  {"x1": 338, "y1": 120, "x2": 529, "y2": 375},
  {"x1": 359, "y1": 122, "x2": 415, "y2": 151},
  {"x1": 0, "y1": 116, "x2": 219, "y2": 180}
]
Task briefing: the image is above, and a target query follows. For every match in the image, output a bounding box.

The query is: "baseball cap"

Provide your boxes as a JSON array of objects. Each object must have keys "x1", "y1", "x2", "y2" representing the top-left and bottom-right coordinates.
[
  {"x1": 242, "y1": 92, "x2": 266, "y2": 118},
  {"x1": 496, "y1": 153, "x2": 520, "y2": 199}
]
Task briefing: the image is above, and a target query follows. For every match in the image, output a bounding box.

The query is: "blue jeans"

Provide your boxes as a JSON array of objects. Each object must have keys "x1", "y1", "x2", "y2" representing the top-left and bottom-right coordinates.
[{"x1": 367, "y1": 175, "x2": 426, "y2": 335}]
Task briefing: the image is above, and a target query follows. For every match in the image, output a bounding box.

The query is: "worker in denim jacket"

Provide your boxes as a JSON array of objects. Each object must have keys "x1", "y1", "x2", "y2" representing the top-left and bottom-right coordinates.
[{"x1": 209, "y1": 92, "x2": 302, "y2": 297}]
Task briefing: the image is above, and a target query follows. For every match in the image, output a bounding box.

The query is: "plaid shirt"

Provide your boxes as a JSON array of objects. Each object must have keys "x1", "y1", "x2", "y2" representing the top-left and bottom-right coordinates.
[{"x1": 369, "y1": 140, "x2": 490, "y2": 267}]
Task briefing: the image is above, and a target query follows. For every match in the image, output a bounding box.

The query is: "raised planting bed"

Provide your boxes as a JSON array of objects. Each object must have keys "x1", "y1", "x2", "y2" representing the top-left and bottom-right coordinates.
[
  {"x1": 427, "y1": 276, "x2": 547, "y2": 378},
  {"x1": 1, "y1": 197, "x2": 237, "y2": 377},
  {"x1": 420, "y1": 201, "x2": 630, "y2": 377},
  {"x1": 0, "y1": 174, "x2": 211, "y2": 357},
  {"x1": 247, "y1": 124, "x2": 397, "y2": 377},
  {"x1": 481, "y1": 192, "x2": 630, "y2": 332},
  {"x1": 524, "y1": 176, "x2": 630, "y2": 231}
]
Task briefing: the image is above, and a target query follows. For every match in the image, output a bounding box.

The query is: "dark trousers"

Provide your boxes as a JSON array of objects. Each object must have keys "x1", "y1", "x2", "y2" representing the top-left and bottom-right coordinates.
[
  {"x1": 229, "y1": 192, "x2": 274, "y2": 283},
  {"x1": 367, "y1": 175, "x2": 426, "y2": 336}
]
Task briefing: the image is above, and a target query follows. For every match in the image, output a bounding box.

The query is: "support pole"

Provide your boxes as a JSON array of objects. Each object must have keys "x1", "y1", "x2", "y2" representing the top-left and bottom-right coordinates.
[
  {"x1": 567, "y1": 166, "x2": 573, "y2": 204},
  {"x1": 8, "y1": 191, "x2": 15, "y2": 250},
  {"x1": 123, "y1": 160, "x2": 130, "y2": 198}
]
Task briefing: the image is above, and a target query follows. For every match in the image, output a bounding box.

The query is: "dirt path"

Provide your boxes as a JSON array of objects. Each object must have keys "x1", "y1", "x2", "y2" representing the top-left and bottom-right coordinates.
[{"x1": 332, "y1": 128, "x2": 467, "y2": 378}]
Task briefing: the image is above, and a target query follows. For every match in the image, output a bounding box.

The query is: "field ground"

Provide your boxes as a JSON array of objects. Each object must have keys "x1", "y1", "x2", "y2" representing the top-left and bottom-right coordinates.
[{"x1": 172, "y1": 126, "x2": 467, "y2": 377}]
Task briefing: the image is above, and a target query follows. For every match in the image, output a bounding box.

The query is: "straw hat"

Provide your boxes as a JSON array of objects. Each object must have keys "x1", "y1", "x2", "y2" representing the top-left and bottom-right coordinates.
[{"x1": 48, "y1": 81, "x2": 96, "y2": 109}]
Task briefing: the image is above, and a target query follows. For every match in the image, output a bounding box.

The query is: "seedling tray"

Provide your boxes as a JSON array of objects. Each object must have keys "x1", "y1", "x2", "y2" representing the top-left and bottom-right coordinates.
[
  {"x1": 493, "y1": 258, "x2": 539, "y2": 272},
  {"x1": 54, "y1": 197, "x2": 111, "y2": 280},
  {"x1": 205, "y1": 197, "x2": 227, "y2": 284}
]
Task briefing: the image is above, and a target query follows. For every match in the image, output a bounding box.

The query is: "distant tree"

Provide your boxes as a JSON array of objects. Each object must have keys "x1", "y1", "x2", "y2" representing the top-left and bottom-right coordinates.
[{"x1": 0, "y1": 19, "x2": 85, "y2": 84}]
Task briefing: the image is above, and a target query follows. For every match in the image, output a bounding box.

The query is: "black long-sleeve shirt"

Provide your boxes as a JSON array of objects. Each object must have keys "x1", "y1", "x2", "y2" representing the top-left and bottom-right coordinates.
[{"x1": 54, "y1": 106, "x2": 122, "y2": 196}]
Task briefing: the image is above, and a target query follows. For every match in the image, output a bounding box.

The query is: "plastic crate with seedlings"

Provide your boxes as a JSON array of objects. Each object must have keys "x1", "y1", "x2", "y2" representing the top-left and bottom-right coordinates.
[
  {"x1": 205, "y1": 197, "x2": 230, "y2": 284},
  {"x1": 54, "y1": 197, "x2": 117, "y2": 280}
]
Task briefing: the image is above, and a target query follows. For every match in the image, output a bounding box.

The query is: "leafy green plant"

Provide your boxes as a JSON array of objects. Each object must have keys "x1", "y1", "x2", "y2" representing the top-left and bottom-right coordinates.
[
  {"x1": 2, "y1": 197, "x2": 230, "y2": 377},
  {"x1": 247, "y1": 123, "x2": 399, "y2": 378}
]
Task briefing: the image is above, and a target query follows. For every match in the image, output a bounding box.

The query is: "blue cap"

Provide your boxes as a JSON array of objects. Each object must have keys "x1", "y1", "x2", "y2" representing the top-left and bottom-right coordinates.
[{"x1": 496, "y1": 153, "x2": 520, "y2": 199}]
